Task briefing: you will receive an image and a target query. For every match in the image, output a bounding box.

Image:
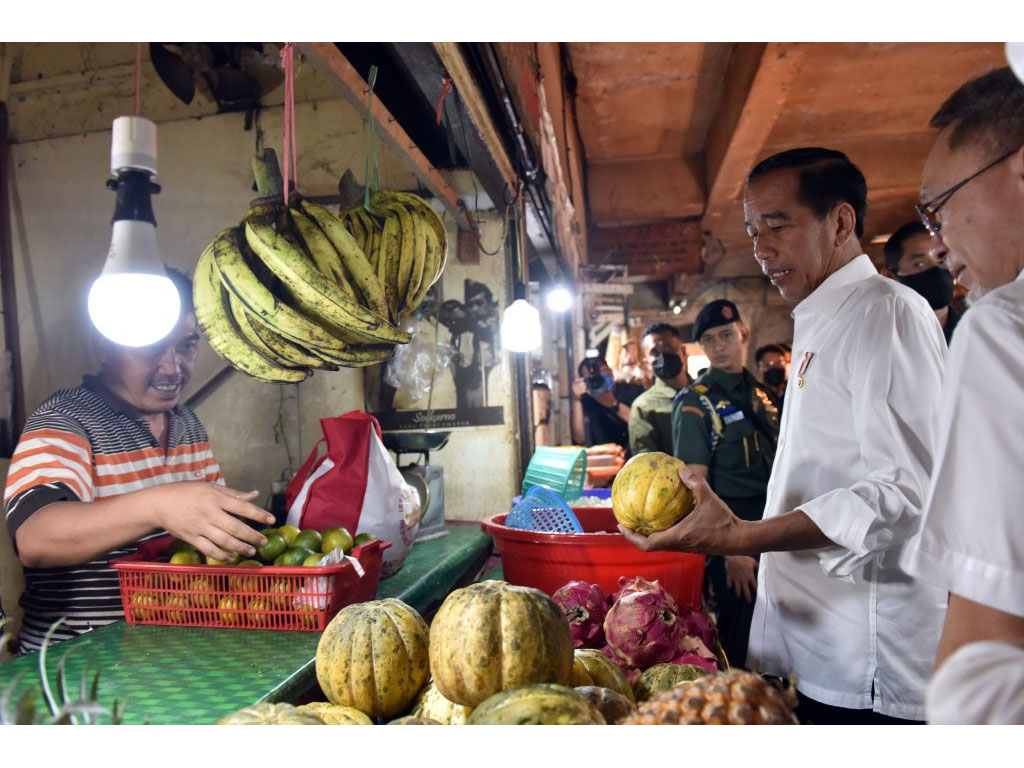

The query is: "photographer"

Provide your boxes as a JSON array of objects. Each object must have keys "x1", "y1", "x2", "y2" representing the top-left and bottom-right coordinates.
[{"x1": 570, "y1": 356, "x2": 643, "y2": 455}]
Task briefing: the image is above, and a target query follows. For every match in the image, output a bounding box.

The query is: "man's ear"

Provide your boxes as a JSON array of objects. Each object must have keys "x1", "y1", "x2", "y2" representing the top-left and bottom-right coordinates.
[
  {"x1": 833, "y1": 202, "x2": 858, "y2": 247},
  {"x1": 739, "y1": 323, "x2": 751, "y2": 343}
]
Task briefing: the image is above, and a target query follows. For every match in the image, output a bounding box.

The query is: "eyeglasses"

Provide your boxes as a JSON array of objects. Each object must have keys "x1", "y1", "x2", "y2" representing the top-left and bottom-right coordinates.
[{"x1": 916, "y1": 148, "x2": 1016, "y2": 235}]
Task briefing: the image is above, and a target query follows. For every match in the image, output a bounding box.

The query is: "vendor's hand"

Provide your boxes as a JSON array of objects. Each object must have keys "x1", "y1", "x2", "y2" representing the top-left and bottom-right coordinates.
[
  {"x1": 725, "y1": 555, "x2": 758, "y2": 602},
  {"x1": 618, "y1": 467, "x2": 747, "y2": 555},
  {"x1": 145, "y1": 482, "x2": 275, "y2": 561},
  {"x1": 571, "y1": 378, "x2": 587, "y2": 401}
]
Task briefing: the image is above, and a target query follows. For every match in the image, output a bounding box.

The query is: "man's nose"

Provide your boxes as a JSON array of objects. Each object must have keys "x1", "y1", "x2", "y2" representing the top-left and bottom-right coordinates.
[{"x1": 928, "y1": 234, "x2": 949, "y2": 266}]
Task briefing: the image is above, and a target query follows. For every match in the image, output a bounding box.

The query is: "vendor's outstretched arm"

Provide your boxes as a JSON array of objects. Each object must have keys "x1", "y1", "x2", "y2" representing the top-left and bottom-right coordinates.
[
  {"x1": 619, "y1": 467, "x2": 832, "y2": 556},
  {"x1": 15, "y1": 482, "x2": 275, "y2": 567}
]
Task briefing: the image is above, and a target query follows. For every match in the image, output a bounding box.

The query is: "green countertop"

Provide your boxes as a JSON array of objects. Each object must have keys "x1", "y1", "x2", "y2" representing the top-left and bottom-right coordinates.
[{"x1": 0, "y1": 524, "x2": 492, "y2": 725}]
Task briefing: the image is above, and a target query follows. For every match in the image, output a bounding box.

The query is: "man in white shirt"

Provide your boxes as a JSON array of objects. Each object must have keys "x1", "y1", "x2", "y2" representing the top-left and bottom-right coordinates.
[
  {"x1": 621, "y1": 147, "x2": 948, "y2": 723},
  {"x1": 903, "y1": 66, "x2": 1024, "y2": 724}
]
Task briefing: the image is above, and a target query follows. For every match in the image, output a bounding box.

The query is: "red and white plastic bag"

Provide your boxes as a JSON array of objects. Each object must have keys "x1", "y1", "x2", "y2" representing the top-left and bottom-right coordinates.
[{"x1": 285, "y1": 411, "x2": 420, "y2": 578}]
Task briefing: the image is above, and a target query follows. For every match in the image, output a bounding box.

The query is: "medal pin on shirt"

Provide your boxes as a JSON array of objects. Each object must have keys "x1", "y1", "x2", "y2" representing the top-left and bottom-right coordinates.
[{"x1": 796, "y1": 351, "x2": 814, "y2": 388}]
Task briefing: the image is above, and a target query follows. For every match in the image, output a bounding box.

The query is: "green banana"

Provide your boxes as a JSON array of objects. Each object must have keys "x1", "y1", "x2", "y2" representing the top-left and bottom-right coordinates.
[
  {"x1": 342, "y1": 208, "x2": 368, "y2": 253},
  {"x1": 288, "y1": 205, "x2": 356, "y2": 299},
  {"x1": 229, "y1": 291, "x2": 336, "y2": 370},
  {"x1": 378, "y1": 210, "x2": 404, "y2": 321},
  {"x1": 402, "y1": 204, "x2": 426, "y2": 312},
  {"x1": 386, "y1": 203, "x2": 416, "y2": 317},
  {"x1": 244, "y1": 209, "x2": 411, "y2": 346},
  {"x1": 209, "y1": 225, "x2": 350, "y2": 355},
  {"x1": 400, "y1": 220, "x2": 440, "y2": 321},
  {"x1": 312, "y1": 342, "x2": 396, "y2": 368},
  {"x1": 300, "y1": 199, "x2": 389, "y2": 319},
  {"x1": 193, "y1": 243, "x2": 310, "y2": 384}
]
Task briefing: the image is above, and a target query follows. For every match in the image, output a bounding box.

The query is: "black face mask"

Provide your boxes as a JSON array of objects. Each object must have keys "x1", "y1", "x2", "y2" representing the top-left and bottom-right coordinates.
[
  {"x1": 763, "y1": 368, "x2": 786, "y2": 388},
  {"x1": 652, "y1": 352, "x2": 684, "y2": 382},
  {"x1": 899, "y1": 266, "x2": 955, "y2": 310}
]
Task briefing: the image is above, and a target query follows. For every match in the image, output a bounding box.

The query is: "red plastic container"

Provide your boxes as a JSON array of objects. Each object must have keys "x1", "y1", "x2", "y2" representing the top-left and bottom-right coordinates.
[
  {"x1": 110, "y1": 536, "x2": 391, "y2": 632},
  {"x1": 480, "y1": 507, "x2": 705, "y2": 609}
]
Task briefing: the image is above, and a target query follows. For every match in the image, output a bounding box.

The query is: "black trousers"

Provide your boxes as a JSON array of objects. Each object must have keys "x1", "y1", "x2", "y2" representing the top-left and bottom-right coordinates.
[
  {"x1": 705, "y1": 495, "x2": 765, "y2": 669},
  {"x1": 795, "y1": 692, "x2": 925, "y2": 725}
]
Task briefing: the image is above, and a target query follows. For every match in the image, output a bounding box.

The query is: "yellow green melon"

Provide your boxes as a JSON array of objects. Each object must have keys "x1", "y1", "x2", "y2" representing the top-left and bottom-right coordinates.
[{"x1": 611, "y1": 451, "x2": 695, "y2": 534}]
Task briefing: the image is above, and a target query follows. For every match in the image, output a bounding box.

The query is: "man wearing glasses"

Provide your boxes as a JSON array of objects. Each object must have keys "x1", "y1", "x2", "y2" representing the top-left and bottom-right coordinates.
[
  {"x1": 903, "y1": 66, "x2": 1024, "y2": 723},
  {"x1": 623, "y1": 147, "x2": 948, "y2": 723}
]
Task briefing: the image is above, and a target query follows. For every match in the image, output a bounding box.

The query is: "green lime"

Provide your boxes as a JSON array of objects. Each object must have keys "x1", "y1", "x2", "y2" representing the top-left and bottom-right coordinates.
[
  {"x1": 276, "y1": 525, "x2": 301, "y2": 547},
  {"x1": 321, "y1": 527, "x2": 354, "y2": 555},
  {"x1": 259, "y1": 527, "x2": 278, "y2": 537},
  {"x1": 292, "y1": 529, "x2": 323, "y2": 552},
  {"x1": 170, "y1": 550, "x2": 201, "y2": 565},
  {"x1": 205, "y1": 551, "x2": 241, "y2": 566},
  {"x1": 274, "y1": 546, "x2": 315, "y2": 567},
  {"x1": 303, "y1": 552, "x2": 327, "y2": 567},
  {"x1": 257, "y1": 532, "x2": 287, "y2": 564},
  {"x1": 168, "y1": 538, "x2": 199, "y2": 557},
  {"x1": 353, "y1": 532, "x2": 377, "y2": 547}
]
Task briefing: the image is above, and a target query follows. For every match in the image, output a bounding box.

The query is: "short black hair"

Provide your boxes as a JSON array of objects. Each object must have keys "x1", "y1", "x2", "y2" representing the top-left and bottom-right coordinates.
[
  {"x1": 755, "y1": 344, "x2": 787, "y2": 365},
  {"x1": 883, "y1": 221, "x2": 929, "y2": 272},
  {"x1": 747, "y1": 147, "x2": 867, "y2": 238},
  {"x1": 931, "y1": 66, "x2": 1024, "y2": 156},
  {"x1": 641, "y1": 322, "x2": 681, "y2": 340},
  {"x1": 165, "y1": 266, "x2": 194, "y2": 311}
]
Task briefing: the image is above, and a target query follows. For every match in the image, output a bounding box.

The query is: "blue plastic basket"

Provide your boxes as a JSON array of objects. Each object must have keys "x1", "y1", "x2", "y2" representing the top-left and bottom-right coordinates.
[{"x1": 505, "y1": 486, "x2": 583, "y2": 534}]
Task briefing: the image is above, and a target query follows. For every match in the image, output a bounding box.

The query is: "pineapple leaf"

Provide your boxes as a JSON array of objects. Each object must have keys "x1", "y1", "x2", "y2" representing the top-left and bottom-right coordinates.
[{"x1": 37, "y1": 618, "x2": 68, "y2": 717}]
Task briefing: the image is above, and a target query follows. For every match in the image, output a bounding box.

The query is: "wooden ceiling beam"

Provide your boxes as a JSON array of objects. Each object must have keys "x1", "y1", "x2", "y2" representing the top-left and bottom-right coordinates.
[
  {"x1": 702, "y1": 43, "x2": 806, "y2": 234},
  {"x1": 297, "y1": 42, "x2": 472, "y2": 230},
  {"x1": 588, "y1": 156, "x2": 704, "y2": 227}
]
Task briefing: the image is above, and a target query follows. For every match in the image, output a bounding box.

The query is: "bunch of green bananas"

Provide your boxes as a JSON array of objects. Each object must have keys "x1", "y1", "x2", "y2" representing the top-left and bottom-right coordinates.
[
  {"x1": 194, "y1": 194, "x2": 442, "y2": 383},
  {"x1": 341, "y1": 190, "x2": 448, "y2": 323}
]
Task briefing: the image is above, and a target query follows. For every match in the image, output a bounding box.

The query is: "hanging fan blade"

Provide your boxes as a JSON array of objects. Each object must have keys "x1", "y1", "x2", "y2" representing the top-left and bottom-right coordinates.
[{"x1": 149, "y1": 43, "x2": 196, "y2": 105}]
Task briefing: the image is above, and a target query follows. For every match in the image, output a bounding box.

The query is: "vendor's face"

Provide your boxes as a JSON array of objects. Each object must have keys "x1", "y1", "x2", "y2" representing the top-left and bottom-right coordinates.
[
  {"x1": 98, "y1": 309, "x2": 199, "y2": 415},
  {"x1": 920, "y1": 131, "x2": 1024, "y2": 302},
  {"x1": 744, "y1": 168, "x2": 845, "y2": 302},
  {"x1": 698, "y1": 322, "x2": 747, "y2": 374}
]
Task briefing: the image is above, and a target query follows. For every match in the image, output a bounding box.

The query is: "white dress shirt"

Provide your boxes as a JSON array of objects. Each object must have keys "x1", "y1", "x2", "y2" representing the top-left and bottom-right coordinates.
[
  {"x1": 903, "y1": 270, "x2": 1024, "y2": 723},
  {"x1": 747, "y1": 254, "x2": 949, "y2": 720}
]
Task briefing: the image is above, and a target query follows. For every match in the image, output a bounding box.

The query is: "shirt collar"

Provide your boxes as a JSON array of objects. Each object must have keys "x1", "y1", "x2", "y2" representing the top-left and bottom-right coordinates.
[
  {"x1": 793, "y1": 253, "x2": 876, "y2": 320},
  {"x1": 706, "y1": 367, "x2": 750, "y2": 394}
]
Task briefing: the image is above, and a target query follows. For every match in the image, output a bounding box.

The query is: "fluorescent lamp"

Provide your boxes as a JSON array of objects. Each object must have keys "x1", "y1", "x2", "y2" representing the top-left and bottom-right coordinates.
[
  {"x1": 545, "y1": 285, "x2": 573, "y2": 313},
  {"x1": 88, "y1": 116, "x2": 180, "y2": 347},
  {"x1": 501, "y1": 299, "x2": 542, "y2": 353}
]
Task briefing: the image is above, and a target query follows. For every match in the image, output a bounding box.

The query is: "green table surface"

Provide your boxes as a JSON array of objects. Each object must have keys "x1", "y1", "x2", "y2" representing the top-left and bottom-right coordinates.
[{"x1": 0, "y1": 524, "x2": 492, "y2": 725}]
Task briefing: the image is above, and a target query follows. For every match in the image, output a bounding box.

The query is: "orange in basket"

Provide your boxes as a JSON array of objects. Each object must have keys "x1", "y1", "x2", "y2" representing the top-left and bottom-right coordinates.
[{"x1": 110, "y1": 536, "x2": 390, "y2": 631}]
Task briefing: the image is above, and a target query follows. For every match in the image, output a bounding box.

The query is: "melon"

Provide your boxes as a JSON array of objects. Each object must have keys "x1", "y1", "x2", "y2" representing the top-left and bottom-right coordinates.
[
  {"x1": 215, "y1": 701, "x2": 324, "y2": 725},
  {"x1": 315, "y1": 598, "x2": 430, "y2": 719},
  {"x1": 410, "y1": 680, "x2": 475, "y2": 725},
  {"x1": 467, "y1": 684, "x2": 606, "y2": 725},
  {"x1": 574, "y1": 685, "x2": 635, "y2": 724},
  {"x1": 387, "y1": 715, "x2": 442, "y2": 724},
  {"x1": 295, "y1": 702, "x2": 373, "y2": 724},
  {"x1": 570, "y1": 648, "x2": 635, "y2": 702},
  {"x1": 429, "y1": 580, "x2": 573, "y2": 707},
  {"x1": 634, "y1": 662, "x2": 710, "y2": 702},
  {"x1": 611, "y1": 452, "x2": 695, "y2": 534}
]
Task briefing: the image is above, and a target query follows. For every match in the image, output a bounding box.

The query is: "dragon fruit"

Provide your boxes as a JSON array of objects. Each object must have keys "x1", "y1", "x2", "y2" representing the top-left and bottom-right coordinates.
[
  {"x1": 552, "y1": 581, "x2": 608, "y2": 648},
  {"x1": 604, "y1": 588, "x2": 684, "y2": 669},
  {"x1": 676, "y1": 603, "x2": 717, "y2": 650},
  {"x1": 609, "y1": 576, "x2": 678, "y2": 610}
]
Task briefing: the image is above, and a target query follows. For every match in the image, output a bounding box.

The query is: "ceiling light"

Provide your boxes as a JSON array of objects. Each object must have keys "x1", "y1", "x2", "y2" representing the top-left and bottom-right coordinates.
[
  {"x1": 545, "y1": 285, "x2": 573, "y2": 313},
  {"x1": 88, "y1": 116, "x2": 180, "y2": 347},
  {"x1": 501, "y1": 297, "x2": 542, "y2": 353}
]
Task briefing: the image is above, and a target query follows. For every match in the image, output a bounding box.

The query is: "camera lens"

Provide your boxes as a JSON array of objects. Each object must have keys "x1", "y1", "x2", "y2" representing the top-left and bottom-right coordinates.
[{"x1": 586, "y1": 372, "x2": 606, "y2": 394}]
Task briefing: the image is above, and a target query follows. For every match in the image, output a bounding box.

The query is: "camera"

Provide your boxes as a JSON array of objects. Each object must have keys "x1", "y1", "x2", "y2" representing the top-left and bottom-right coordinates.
[{"x1": 586, "y1": 372, "x2": 609, "y2": 395}]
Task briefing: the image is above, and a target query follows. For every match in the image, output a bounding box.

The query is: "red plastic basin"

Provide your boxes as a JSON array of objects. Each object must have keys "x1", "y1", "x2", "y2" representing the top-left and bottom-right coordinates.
[{"x1": 480, "y1": 507, "x2": 705, "y2": 609}]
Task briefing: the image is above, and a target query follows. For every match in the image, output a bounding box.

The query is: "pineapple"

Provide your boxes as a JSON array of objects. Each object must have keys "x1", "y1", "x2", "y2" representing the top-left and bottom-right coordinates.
[
  {"x1": 622, "y1": 669, "x2": 799, "y2": 725},
  {"x1": 0, "y1": 617, "x2": 126, "y2": 724}
]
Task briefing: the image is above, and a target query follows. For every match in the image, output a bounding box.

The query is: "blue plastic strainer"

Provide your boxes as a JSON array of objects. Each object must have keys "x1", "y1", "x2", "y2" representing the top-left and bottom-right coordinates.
[{"x1": 505, "y1": 486, "x2": 583, "y2": 534}]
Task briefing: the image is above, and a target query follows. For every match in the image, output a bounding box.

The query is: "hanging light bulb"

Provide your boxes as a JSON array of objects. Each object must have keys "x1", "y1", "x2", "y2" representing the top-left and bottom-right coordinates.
[
  {"x1": 87, "y1": 115, "x2": 180, "y2": 347},
  {"x1": 545, "y1": 284, "x2": 573, "y2": 313},
  {"x1": 501, "y1": 298, "x2": 542, "y2": 353}
]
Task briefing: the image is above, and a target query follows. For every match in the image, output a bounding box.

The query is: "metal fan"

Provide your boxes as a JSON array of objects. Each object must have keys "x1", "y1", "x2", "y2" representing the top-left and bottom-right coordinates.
[{"x1": 149, "y1": 43, "x2": 284, "y2": 113}]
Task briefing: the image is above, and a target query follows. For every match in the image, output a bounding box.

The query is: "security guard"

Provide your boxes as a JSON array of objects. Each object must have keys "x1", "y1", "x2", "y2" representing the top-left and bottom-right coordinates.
[{"x1": 672, "y1": 299, "x2": 780, "y2": 668}]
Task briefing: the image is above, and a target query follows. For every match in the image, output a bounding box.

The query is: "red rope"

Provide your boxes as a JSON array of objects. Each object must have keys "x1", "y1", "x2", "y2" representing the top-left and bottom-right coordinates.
[
  {"x1": 133, "y1": 42, "x2": 143, "y2": 116},
  {"x1": 435, "y1": 77, "x2": 453, "y2": 125},
  {"x1": 279, "y1": 43, "x2": 298, "y2": 205}
]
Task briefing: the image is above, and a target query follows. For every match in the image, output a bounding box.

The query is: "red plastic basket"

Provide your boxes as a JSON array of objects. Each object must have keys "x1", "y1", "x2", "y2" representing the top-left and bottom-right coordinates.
[
  {"x1": 481, "y1": 507, "x2": 705, "y2": 609},
  {"x1": 110, "y1": 536, "x2": 391, "y2": 631}
]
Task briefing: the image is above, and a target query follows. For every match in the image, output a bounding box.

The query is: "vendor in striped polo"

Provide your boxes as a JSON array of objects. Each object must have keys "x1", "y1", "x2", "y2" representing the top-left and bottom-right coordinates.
[{"x1": 3, "y1": 268, "x2": 274, "y2": 653}]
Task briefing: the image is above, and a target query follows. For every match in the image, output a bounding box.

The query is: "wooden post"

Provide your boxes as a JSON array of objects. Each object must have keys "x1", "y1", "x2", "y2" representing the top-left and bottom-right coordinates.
[{"x1": 0, "y1": 103, "x2": 25, "y2": 454}]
